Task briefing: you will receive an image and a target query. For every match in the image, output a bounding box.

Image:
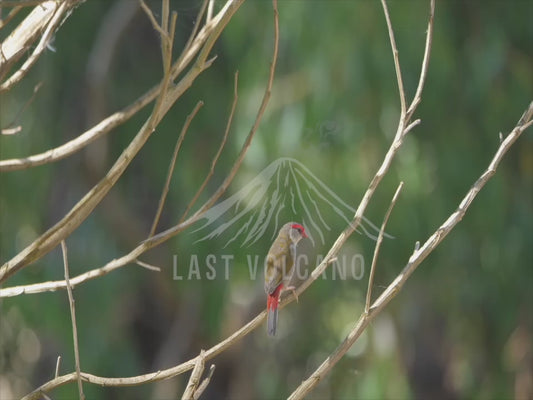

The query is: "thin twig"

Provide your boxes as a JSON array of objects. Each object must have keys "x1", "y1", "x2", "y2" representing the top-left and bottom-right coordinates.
[
  {"x1": 181, "y1": 350, "x2": 205, "y2": 400},
  {"x1": 0, "y1": 0, "x2": 51, "y2": 6},
  {"x1": 147, "y1": 0, "x2": 177, "y2": 130},
  {"x1": 135, "y1": 259, "x2": 161, "y2": 272},
  {"x1": 1, "y1": 126, "x2": 22, "y2": 135},
  {"x1": 54, "y1": 356, "x2": 61, "y2": 379},
  {"x1": 167, "y1": 12, "x2": 178, "y2": 70},
  {"x1": 521, "y1": 118, "x2": 533, "y2": 131},
  {"x1": 1, "y1": 82, "x2": 43, "y2": 133},
  {"x1": 0, "y1": 0, "x2": 271, "y2": 294},
  {"x1": 23, "y1": 309, "x2": 266, "y2": 399},
  {"x1": 365, "y1": 182, "x2": 403, "y2": 314},
  {"x1": 282, "y1": 0, "x2": 435, "y2": 308},
  {"x1": 406, "y1": 0, "x2": 435, "y2": 118},
  {"x1": 159, "y1": 0, "x2": 280, "y2": 229},
  {"x1": 182, "y1": 0, "x2": 209, "y2": 57},
  {"x1": 149, "y1": 101, "x2": 204, "y2": 237},
  {"x1": 380, "y1": 0, "x2": 406, "y2": 116},
  {"x1": 194, "y1": 365, "x2": 215, "y2": 400},
  {"x1": 403, "y1": 119, "x2": 421, "y2": 135},
  {"x1": 139, "y1": 0, "x2": 169, "y2": 40},
  {"x1": 161, "y1": 0, "x2": 170, "y2": 41},
  {"x1": 179, "y1": 71, "x2": 239, "y2": 222},
  {"x1": 61, "y1": 241, "x2": 85, "y2": 400},
  {"x1": 207, "y1": 0, "x2": 215, "y2": 22}
]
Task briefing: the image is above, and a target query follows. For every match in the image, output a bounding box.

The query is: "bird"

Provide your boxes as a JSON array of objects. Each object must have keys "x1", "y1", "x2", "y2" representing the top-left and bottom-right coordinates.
[{"x1": 264, "y1": 222, "x2": 308, "y2": 336}]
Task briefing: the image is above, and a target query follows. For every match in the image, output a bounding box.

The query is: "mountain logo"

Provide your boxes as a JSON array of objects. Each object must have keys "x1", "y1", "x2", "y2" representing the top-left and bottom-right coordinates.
[{"x1": 193, "y1": 157, "x2": 385, "y2": 248}]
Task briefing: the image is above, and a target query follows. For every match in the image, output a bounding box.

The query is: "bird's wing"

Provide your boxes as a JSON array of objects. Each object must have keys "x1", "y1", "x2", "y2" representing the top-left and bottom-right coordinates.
[{"x1": 264, "y1": 253, "x2": 284, "y2": 295}]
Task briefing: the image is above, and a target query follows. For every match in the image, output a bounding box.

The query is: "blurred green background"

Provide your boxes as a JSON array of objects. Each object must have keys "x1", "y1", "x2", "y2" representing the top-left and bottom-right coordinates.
[{"x1": 1, "y1": 1, "x2": 532, "y2": 399}]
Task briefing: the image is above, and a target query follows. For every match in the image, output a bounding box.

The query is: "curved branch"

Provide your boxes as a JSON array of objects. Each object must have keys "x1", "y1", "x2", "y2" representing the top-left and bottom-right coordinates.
[
  {"x1": 381, "y1": 0, "x2": 407, "y2": 115},
  {"x1": 61, "y1": 241, "x2": 85, "y2": 400},
  {"x1": 22, "y1": 102, "x2": 531, "y2": 400},
  {"x1": 0, "y1": 0, "x2": 245, "y2": 284},
  {"x1": 1, "y1": 0, "x2": 278, "y2": 296},
  {"x1": 1, "y1": 1, "x2": 57, "y2": 80},
  {"x1": 406, "y1": 0, "x2": 435, "y2": 117},
  {"x1": 0, "y1": 0, "x2": 81, "y2": 91},
  {"x1": 287, "y1": 101, "x2": 533, "y2": 400},
  {"x1": 179, "y1": 70, "x2": 239, "y2": 223},
  {"x1": 0, "y1": 0, "x2": 228, "y2": 172},
  {"x1": 23, "y1": 311, "x2": 266, "y2": 400},
  {"x1": 149, "y1": 101, "x2": 204, "y2": 237},
  {"x1": 365, "y1": 182, "x2": 403, "y2": 314}
]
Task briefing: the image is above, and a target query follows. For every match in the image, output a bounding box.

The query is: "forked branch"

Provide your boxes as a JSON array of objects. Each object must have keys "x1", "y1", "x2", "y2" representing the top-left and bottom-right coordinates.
[
  {"x1": 149, "y1": 101, "x2": 204, "y2": 237},
  {"x1": 287, "y1": 101, "x2": 533, "y2": 400},
  {"x1": 0, "y1": 0, "x2": 246, "y2": 284},
  {"x1": 61, "y1": 241, "x2": 85, "y2": 400},
  {"x1": 21, "y1": 102, "x2": 532, "y2": 400}
]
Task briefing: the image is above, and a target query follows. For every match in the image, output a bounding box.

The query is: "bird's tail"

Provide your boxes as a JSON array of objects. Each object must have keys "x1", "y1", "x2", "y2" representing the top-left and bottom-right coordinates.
[{"x1": 266, "y1": 284, "x2": 283, "y2": 336}]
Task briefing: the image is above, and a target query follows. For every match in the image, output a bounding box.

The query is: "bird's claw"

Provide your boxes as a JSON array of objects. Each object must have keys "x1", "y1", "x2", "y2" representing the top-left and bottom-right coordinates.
[{"x1": 285, "y1": 285, "x2": 298, "y2": 303}]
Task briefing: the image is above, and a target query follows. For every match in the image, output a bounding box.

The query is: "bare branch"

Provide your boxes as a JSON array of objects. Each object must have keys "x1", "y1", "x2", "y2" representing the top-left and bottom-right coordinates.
[
  {"x1": 20, "y1": 100, "x2": 533, "y2": 400},
  {"x1": 193, "y1": 365, "x2": 215, "y2": 400},
  {"x1": 1, "y1": 126, "x2": 22, "y2": 135},
  {"x1": 139, "y1": 0, "x2": 169, "y2": 41},
  {"x1": 0, "y1": 0, "x2": 246, "y2": 284},
  {"x1": 161, "y1": 0, "x2": 170, "y2": 37},
  {"x1": 61, "y1": 241, "x2": 85, "y2": 400},
  {"x1": 380, "y1": 0, "x2": 406, "y2": 116},
  {"x1": 287, "y1": 101, "x2": 533, "y2": 400},
  {"x1": 134, "y1": 259, "x2": 161, "y2": 272},
  {"x1": 181, "y1": 351, "x2": 204, "y2": 400},
  {"x1": 521, "y1": 118, "x2": 533, "y2": 131},
  {"x1": 0, "y1": 1, "x2": 74, "y2": 91},
  {"x1": 6, "y1": 1, "x2": 529, "y2": 399},
  {"x1": 149, "y1": 101, "x2": 204, "y2": 237},
  {"x1": 365, "y1": 181, "x2": 403, "y2": 314},
  {"x1": 0, "y1": 0, "x2": 276, "y2": 296},
  {"x1": 0, "y1": 87, "x2": 154, "y2": 171},
  {"x1": 1, "y1": 0, "x2": 51, "y2": 6},
  {"x1": 280, "y1": 0, "x2": 435, "y2": 308},
  {"x1": 0, "y1": 0, "x2": 230, "y2": 172},
  {"x1": 403, "y1": 118, "x2": 421, "y2": 135},
  {"x1": 54, "y1": 356, "x2": 61, "y2": 379},
  {"x1": 406, "y1": 0, "x2": 435, "y2": 118},
  {"x1": 179, "y1": 71, "x2": 239, "y2": 222},
  {"x1": 207, "y1": 0, "x2": 215, "y2": 22},
  {"x1": 182, "y1": 0, "x2": 209, "y2": 57},
  {"x1": 0, "y1": 1, "x2": 57, "y2": 80},
  {"x1": 22, "y1": 309, "x2": 266, "y2": 400},
  {"x1": 181, "y1": 350, "x2": 212, "y2": 400},
  {"x1": 147, "y1": 0, "x2": 280, "y2": 246}
]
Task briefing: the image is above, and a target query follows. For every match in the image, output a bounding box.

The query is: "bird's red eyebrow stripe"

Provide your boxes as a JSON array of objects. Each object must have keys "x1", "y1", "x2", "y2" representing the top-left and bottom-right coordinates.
[{"x1": 291, "y1": 224, "x2": 305, "y2": 231}]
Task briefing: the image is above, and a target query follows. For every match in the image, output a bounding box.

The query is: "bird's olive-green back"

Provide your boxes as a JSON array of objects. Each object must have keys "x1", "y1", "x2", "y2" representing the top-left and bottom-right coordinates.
[{"x1": 264, "y1": 227, "x2": 295, "y2": 295}]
